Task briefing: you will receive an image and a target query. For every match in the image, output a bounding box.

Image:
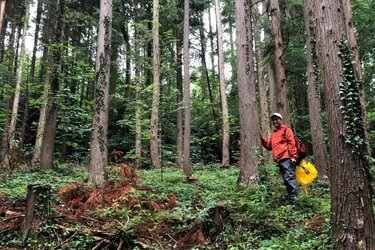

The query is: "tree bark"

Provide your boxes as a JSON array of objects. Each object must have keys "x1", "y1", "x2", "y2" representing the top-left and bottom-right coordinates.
[
  {"x1": 32, "y1": 2, "x2": 52, "y2": 164},
  {"x1": 9, "y1": 3, "x2": 29, "y2": 145},
  {"x1": 208, "y1": 8, "x2": 215, "y2": 77},
  {"x1": 0, "y1": 0, "x2": 6, "y2": 36},
  {"x1": 32, "y1": 75, "x2": 50, "y2": 164},
  {"x1": 303, "y1": 0, "x2": 328, "y2": 179},
  {"x1": 88, "y1": 0, "x2": 112, "y2": 186},
  {"x1": 176, "y1": 23, "x2": 183, "y2": 168},
  {"x1": 214, "y1": 0, "x2": 230, "y2": 166},
  {"x1": 40, "y1": 0, "x2": 66, "y2": 170},
  {"x1": 29, "y1": 0, "x2": 43, "y2": 83},
  {"x1": 150, "y1": 0, "x2": 161, "y2": 168},
  {"x1": 235, "y1": 0, "x2": 261, "y2": 185},
  {"x1": 182, "y1": 0, "x2": 191, "y2": 176},
  {"x1": 198, "y1": 15, "x2": 216, "y2": 120},
  {"x1": 254, "y1": 3, "x2": 271, "y2": 163},
  {"x1": 134, "y1": 3, "x2": 142, "y2": 169},
  {"x1": 269, "y1": 0, "x2": 290, "y2": 126},
  {"x1": 313, "y1": 0, "x2": 375, "y2": 248},
  {"x1": 21, "y1": 184, "x2": 51, "y2": 241},
  {"x1": 0, "y1": 21, "x2": 15, "y2": 167}
]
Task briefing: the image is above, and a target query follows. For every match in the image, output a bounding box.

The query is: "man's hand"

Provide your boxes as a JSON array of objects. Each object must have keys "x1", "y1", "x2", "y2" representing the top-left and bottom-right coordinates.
[
  {"x1": 260, "y1": 134, "x2": 266, "y2": 143},
  {"x1": 291, "y1": 158, "x2": 297, "y2": 165}
]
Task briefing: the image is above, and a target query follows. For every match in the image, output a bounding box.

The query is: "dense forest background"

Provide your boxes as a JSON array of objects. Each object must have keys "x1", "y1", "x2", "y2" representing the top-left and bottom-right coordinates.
[
  {"x1": 0, "y1": 0, "x2": 375, "y2": 168},
  {"x1": 0, "y1": 0, "x2": 375, "y2": 249}
]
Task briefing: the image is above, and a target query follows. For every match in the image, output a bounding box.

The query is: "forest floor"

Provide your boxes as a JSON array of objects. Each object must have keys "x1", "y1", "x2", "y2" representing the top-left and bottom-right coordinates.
[{"x1": 0, "y1": 162, "x2": 335, "y2": 249}]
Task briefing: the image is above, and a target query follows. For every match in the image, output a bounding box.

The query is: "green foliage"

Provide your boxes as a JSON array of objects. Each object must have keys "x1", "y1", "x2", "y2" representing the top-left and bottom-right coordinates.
[
  {"x1": 0, "y1": 164, "x2": 87, "y2": 200},
  {"x1": 139, "y1": 164, "x2": 331, "y2": 249},
  {"x1": 0, "y1": 162, "x2": 333, "y2": 249},
  {"x1": 338, "y1": 41, "x2": 367, "y2": 156}
]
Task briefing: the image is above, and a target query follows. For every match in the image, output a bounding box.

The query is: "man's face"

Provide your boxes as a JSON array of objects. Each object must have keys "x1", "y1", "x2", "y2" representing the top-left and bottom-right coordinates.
[{"x1": 271, "y1": 117, "x2": 282, "y2": 128}]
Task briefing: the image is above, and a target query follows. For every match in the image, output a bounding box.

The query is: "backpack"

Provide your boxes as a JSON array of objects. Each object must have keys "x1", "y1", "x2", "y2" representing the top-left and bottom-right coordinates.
[
  {"x1": 294, "y1": 134, "x2": 307, "y2": 164},
  {"x1": 284, "y1": 127, "x2": 307, "y2": 164}
]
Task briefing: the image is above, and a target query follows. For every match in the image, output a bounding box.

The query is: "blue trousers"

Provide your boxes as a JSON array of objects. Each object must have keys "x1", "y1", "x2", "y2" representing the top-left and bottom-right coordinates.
[{"x1": 278, "y1": 159, "x2": 299, "y2": 196}]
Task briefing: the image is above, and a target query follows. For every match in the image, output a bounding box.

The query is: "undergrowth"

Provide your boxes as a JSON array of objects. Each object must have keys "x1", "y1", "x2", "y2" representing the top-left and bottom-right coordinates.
[
  {"x1": 0, "y1": 162, "x2": 332, "y2": 249},
  {"x1": 139, "y1": 164, "x2": 332, "y2": 249}
]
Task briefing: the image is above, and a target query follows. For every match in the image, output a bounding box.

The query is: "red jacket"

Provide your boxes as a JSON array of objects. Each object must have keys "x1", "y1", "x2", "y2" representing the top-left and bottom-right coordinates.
[{"x1": 261, "y1": 125, "x2": 298, "y2": 162}]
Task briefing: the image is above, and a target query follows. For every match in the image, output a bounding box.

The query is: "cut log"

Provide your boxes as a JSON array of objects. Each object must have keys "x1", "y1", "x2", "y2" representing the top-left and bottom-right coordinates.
[{"x1": 21, "y1": 184, "x2": 51, "y2": 241}]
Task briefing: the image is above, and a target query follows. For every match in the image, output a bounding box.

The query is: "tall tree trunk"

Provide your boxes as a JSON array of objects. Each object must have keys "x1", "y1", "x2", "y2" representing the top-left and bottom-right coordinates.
[
  {"x1": 269, "y1": 0, "x2": 290, "y2": 126},
  {"x1": 176, "y1": 24, "x2": 183, "y2": 168},
  {"x1": 228, "y1": 11, "x2": 236, "y2": 82},
  {"x1": 0, "y1": 21, "x2": 15, "y2": 166},
  {"x1": 235, "y1": 0, "x2": 261, "y2": 185},
  {"x1": 121, "y1": 19, "x2": 131, "y2": 97},
  {"x1": 264, "y1": 0, "x2": 276, "y2": 115},
  {"x1": 254, "y1": 3, "x2": 271, "y2": 163},
  {"x1": 19, "y1": 2, "x2": 32, "y2": 151},
  {"x1": 198, "y1": 16, "x2": 217, "y2": 120},
  {"x1": 19, "y1": 81, "x2": 29, "y2": 150},
  {"x1": 214, "y1": 0, "x2": 229, "y2": 166},
  {"x1": 2, "y1": 4, "x2": 29, "y2": 167},
  {"x1": 0, "y1": 0, "x2": 6, "y2": 36},
  {"x1": 303, "y1": 0, "x2": 328, "y2": 179},
  {"x1": 32, "y1": 2, "x2": 54, "y2": 164},
  {"x1": 268, "y1": 64, "x2": 276, "y2": 114},
  {"x1": 150, "y1": 0, "x2": 161, "y2": 168},
  {"x1": 29, "y1": 0, "x2": 42, "y2": 83},
  {"x1": 40, "y1": 0, "x2": 66, "y2": 170},
  {"x1": 208, "y1": 8, "x2": 215, "y2": 76},
  {"x1": 88, "y1": 0, "x2": 112, "y2": 186},
  {"x1": 0, "y1": 16, "x2": 7, "y2": 62},
  {"x1": 134, "y1": 4, "x2": 142, "y2": 169},
  {"x1": 32, "y1": 74, "x2": 49, "y2": 164},
  {"x1": 313, "y1": 0, "x2": 375, "y2": 248},
  {"x1": 182, "y1": 0, "x2": 191, "y2": 176}
]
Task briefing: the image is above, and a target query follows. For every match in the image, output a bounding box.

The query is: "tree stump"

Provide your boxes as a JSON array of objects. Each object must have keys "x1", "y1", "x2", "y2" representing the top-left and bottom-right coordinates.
[{"x1": 21, "y1": 184, "x2": 51, "y2": 241}]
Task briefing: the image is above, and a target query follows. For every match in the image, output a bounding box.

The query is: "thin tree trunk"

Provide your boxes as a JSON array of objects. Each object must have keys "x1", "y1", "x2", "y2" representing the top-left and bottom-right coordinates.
[
  {"x1": 4, "y1": 4, "x2": 29, "y2": 166},
  {"x1": 214, "y1": 0, "x2": 229, "y2": 166},
  {"x1": 264, "y1": 0, "x2": 276, "y2": 115},
  {"x1": 88, "y1": 0, "x2": 112, "y2": 186},
  {"x1": 1, "y1": 21, "x2": 15, "y2": 166},
  {"x1": 32, "y1": 75, "x2": 49, "y2": 164},
  {"x1": 198, "y1": 16, "x2": 217, "y2": 120},
  {"x1": 176, "y1": 24, "x2": 183, "y2": 168},
  {"x1": 134, "y1": 2, "x2": 142, "y2": 168},
  {"x1": 303, "y1": 0, "x2": 328, "y2": 179},
  {"x1": 19, "y1": 80, "x2": 30, "y2": 150},
  {"x1": 254, "y1": 3, "x2": 271, "y2": 163},
  {"x1": 32, "y1": 21, "x2": 51, "y2": 164},
  {"x1": 0, "y1": 17, "x2": 7, "y2": 62},
  {"x1": 150, "y1": 0, "x2": 161, "y2": 168},
  {"x1": 269, "y1": 0, "x2": 290, "y2": 126},
  {"x1": 208, "y1": 8, "x2": 215, "y2": 77},
  {"x1": 228, "y1": 12, "x2": 236, "y2": 82},
  {"x1": 29, "y1": 0, "x2": 42, "y2": 83},
  {"x1": 182, "y1": 0, "x2": 191, "y2": 176},
  {"x1": 6, "y1": 3, "x2": 29, "y2": 158},
  {"x1": 0, "y1": 0, "x2": 6, "y2": 36}
]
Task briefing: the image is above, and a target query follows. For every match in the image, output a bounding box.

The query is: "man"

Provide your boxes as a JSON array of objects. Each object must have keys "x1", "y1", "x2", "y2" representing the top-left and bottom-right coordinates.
[{"x1": 261, "y1": 112, "x2": 300, "y2": 197}]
